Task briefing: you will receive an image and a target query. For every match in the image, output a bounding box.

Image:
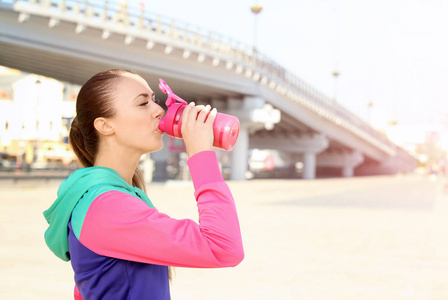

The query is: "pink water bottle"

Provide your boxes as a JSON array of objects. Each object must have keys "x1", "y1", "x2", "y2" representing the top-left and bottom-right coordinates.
[{"x1": 158, "y1": 79, "x2": 240, "y2": 151}]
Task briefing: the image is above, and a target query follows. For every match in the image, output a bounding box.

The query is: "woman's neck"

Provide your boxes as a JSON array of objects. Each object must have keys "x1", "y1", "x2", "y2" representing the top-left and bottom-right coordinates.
[{"x1": 94, "y1": 145, "x2": 141, "y2": 186}]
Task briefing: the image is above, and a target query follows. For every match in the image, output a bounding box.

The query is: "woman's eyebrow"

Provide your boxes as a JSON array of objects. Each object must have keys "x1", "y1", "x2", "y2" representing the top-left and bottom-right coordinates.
[{"x1": 132, "y1": 92, "x2": 154, "y2": 101}]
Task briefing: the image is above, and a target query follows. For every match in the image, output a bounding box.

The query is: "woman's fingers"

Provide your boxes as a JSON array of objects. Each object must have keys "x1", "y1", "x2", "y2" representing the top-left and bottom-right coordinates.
[
  {"x1": 181, "y1": 102, "x2": 216, "y2": 158},
  {"x1": 196, "y1": 105, "x2": 211, "y2": 123},
  {"x1": 182, "y1": 102, "x2": 195, "y2": 125},
  {"x1": 183, "y1": 103, "x2": 214, "y2": 124},
  {"x1": 206, "y1": 108, "x2": 217, "y2": 125}
]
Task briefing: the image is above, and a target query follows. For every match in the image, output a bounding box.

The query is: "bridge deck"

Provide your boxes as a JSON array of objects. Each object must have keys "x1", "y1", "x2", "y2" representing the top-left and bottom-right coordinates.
[
  {"x1": 0, "y1": 0, "x2": 413, "y2": 168},
  {"x1": 1, "y1": 175, "x2": 447, "y2": 299}
]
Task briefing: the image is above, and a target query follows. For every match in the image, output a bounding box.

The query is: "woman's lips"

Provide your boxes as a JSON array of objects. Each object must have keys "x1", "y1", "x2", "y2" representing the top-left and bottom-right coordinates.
[{"x1": 156, "y1": 124, "x2": 164, "y2": 134}]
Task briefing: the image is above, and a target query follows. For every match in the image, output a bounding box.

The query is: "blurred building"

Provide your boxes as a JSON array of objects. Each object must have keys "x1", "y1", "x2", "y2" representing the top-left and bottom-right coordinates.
[
  {"x1": 0, "y1": 72, "x2": 76, "y2": 170},
  {"x1": 396, "y1": 130, "x2": 447, "y2": 176},
  {"x1": 418, "y1": 131, "x2": 446, "y2": 175}
]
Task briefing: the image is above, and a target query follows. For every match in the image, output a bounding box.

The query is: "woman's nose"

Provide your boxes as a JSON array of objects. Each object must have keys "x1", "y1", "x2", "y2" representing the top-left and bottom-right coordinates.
[{"x1": 155, "y1": 104, "x2": 165, "y2": 119}]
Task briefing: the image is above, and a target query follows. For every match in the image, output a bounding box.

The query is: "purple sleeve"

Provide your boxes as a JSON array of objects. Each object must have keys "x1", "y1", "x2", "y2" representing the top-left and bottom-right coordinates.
[{"x1": 79, "y1": 151, "x2": 244, "y2": 268}]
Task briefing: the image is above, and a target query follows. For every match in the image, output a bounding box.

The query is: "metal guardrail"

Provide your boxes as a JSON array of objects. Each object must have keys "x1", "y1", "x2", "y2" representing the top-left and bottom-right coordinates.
[{"x1": 0, "y1": 0, "x2": 396, "y2": 155}]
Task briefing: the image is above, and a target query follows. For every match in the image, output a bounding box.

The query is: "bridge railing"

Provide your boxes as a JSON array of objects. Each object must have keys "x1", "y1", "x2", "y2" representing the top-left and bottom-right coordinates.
[{"x1": 2, "y1": 0, "x2": 396, "y2": 153}]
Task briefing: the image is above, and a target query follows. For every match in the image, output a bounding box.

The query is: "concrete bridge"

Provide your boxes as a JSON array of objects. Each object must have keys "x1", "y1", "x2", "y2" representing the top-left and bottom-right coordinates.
[{"x1": 0, "y1": 0, "x2": 417, "y2": 180}]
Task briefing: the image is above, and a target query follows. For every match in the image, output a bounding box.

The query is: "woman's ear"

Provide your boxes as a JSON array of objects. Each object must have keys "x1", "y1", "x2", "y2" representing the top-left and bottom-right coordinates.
[{"x1": 94, "y1": 117, "x2": 115, "y2": 136}]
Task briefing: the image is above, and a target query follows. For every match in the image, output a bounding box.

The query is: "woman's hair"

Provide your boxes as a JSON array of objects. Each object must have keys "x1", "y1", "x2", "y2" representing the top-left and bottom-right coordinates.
[{"x1": 69, "y1": 69, "x2": 146, "y2": 192}]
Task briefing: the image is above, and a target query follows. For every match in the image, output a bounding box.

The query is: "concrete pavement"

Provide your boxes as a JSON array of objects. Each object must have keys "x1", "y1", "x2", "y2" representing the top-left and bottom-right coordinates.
[{"x1": 1, "y1": 174, "x2": 447, "y2": 299}]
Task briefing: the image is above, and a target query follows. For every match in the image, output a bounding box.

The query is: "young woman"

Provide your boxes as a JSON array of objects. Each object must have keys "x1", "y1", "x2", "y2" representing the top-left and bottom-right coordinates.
[{"x1": 43, "y1": 69, "x2": 244, "y2": 300}]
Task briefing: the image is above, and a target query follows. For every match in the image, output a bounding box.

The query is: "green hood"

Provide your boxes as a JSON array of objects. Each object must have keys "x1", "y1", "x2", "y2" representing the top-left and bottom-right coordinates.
[{"x1": 43, "y1": 167, "x2": 150, "y2": 261}]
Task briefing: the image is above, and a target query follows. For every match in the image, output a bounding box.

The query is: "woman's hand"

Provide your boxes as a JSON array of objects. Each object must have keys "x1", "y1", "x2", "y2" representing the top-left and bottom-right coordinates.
[{"x1": 181, "y1": 102, "x2": 217, "y2": 158}]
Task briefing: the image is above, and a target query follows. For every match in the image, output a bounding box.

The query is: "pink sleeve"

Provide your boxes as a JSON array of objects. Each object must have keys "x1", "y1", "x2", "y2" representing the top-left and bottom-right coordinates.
[
  {"x1": 74, "y1": 285, "x2": 82, "y2": 300},
  {"x1": 79, "y1": 151, "x2": 244, "y2": 268}
]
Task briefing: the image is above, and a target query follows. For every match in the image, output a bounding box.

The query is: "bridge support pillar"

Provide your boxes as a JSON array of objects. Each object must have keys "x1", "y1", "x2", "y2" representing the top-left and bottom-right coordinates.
[
  {"x1": 230, "y1": 126, "x2": 249, "y2": 180},
  {"x1": 317, "y1": 150, "x2": 364, "y2": 177},
  {"x1": 250, "y1": 133, "x2": 329, "y2": 179},
  {"x1": 342, "y1": 166, "x2": 354, "y2": 178},
  {"x1": 142, "y1": 153, "x2": 154, "y2": 185},
  {"x1": 299, "y1": 134, "x2": 329, "y2": 179},
  {"x1": 216, "y1": 97, "x2": 280, "y2": 180},
  {"x1": 303, "y1": 152, "x2": 317, "y2": 180}
]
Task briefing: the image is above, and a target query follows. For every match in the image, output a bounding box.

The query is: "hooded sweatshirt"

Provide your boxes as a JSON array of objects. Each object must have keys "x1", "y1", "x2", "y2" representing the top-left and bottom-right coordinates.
[{"x1": 43, "y1": 151, "x2": 244, "y2": 300}]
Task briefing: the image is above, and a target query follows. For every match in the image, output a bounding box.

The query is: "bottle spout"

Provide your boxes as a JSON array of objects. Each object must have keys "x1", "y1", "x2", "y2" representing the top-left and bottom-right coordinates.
[
  {"x1": 158, "y1": 118, "x2": 166, "y2": 132},
  {"x1": 159, "y1": 78, "x2": 187, "y2": 107}
]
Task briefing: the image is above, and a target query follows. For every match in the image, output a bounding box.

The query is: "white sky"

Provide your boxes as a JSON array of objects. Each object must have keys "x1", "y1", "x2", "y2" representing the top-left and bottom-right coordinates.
[{"x1": 134, "y1": 0, "x2": 448, "y2": 147}]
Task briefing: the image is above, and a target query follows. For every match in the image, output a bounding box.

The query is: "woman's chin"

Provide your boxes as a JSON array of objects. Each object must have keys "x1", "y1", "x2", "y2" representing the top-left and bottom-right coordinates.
[{"x1": 146, "y1": 141, "x2": 164, "y2": 153}]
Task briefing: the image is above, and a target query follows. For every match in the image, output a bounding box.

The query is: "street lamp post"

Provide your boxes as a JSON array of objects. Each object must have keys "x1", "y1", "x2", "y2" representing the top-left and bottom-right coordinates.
[
  {"x1": 367, "y1": 101, "x2": 374, "y2": 125},
  {"x1": 250, "y1": 4, "x2": 263, "y2": 53},
  {"x1": 332, "y1": 70, "x2": 339, "y2": 102}
]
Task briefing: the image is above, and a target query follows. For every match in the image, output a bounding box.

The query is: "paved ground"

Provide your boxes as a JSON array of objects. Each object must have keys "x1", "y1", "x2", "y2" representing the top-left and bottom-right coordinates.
[{"x1": 1, "y1": 174, "x2": 447, "y2": 300}]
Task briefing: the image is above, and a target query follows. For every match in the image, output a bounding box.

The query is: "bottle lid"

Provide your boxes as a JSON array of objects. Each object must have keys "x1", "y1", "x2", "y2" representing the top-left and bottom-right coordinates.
[{"x1": 159, "y1": 103, "x2": 183, "y2": 137}]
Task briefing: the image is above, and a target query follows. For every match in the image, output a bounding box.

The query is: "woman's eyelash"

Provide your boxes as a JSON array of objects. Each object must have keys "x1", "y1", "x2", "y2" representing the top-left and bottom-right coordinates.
[{"x1": 139, "y1": 98, "x2": 159, "y2": 106}]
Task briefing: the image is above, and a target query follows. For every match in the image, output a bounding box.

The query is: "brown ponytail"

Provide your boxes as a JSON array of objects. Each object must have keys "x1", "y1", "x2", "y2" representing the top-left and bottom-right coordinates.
[
  {"x1": 69, "y1": 116, "x2": 94, "y2": 167},
  {"x1": 132, "y1": 167, "x2": 146, "y2": 193}
]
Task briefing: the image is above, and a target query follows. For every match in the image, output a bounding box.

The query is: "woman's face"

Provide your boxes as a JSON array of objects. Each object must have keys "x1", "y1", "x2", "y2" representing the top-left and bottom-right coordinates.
[{"x1": 108, "y1": 73, "x2": 165, "y2": 154}]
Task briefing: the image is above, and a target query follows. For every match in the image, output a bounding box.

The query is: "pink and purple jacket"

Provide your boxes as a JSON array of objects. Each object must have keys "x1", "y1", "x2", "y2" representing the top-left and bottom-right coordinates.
[{"x1": 43, "y1": 151, "x2": 244, "y2": 299}]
